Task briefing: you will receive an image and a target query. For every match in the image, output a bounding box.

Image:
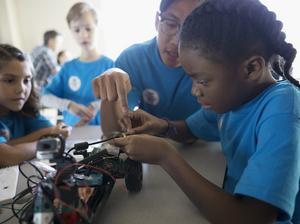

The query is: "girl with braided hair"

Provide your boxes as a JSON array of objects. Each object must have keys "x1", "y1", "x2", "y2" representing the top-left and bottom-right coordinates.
[
  {"x1": 109, "y1": 0, "x2": 300, "y2": 223},
  {"x1": 0, "y1": 44, "x2": 71, "y2": 167}
]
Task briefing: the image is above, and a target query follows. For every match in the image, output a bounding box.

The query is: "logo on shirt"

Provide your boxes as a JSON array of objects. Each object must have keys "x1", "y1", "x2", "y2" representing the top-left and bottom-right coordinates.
[
  {"x1": 143, "y1": 89, "x2": 159, "y2": 106},
  {"x1": 68, "y1": 76, "x2": 81, "y2": 91}
]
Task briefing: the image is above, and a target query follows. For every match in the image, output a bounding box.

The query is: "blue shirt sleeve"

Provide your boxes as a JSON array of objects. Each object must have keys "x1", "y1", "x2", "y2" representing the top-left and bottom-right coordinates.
[
  {"x1": 0, "y1": 121, "x2": 9, "y2": 143},
  {"x1": 234, "y1": 114, "x2": 300, "y2": 221},
  {"x1": 0, "y1": 136, "x2": 6, "y2": 143},
  {"x1": 185, "y1": 109, "x2": 220, "y2": 141}
]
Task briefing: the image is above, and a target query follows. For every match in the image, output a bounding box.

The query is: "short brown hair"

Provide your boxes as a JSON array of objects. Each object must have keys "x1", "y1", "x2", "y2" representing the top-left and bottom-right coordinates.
[
  {"x1": 66, "y1": 2, "x2": 98, "y2": 26},
  {"x1": 43, "y1": 30, "x2": 61, "y2": 46}
]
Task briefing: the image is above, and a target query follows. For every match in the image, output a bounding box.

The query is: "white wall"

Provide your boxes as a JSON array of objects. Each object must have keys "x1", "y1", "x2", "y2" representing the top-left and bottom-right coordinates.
[
  {"x1": 261, "y1": 0, "x2": 300, "y2": 77},
  {"x1": 99, "y1": 0, "x2": 160, "y2": 59},
  {"x1": 0, "y1": 0, "x2": 299, "y2": 76},
  {"x1": 12, "y1": 0, "x2": 102, "y2": 57},
  {"x1": 0, "y1": 0, "x2": 22, "y2": 48},
  {"x1": 0, "y1": 0, "x2": 160, "y2": 60}
]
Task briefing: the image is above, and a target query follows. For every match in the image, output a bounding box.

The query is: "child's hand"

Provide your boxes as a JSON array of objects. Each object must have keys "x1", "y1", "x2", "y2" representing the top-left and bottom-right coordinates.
[
  {"x1": 68, "y1": 102, "x2": 94, "y2": 121},
  {"x1": 74, "y1": 102, "x2": 98, "y2": 127},
  {"x1": 52, "y1": 123, "x2": 72, "y2": 138},
  {"x1": 111, "y1": 134, "x2": 175, "y2": 165},
  {"x1": 75, "y1": 118, "x2": 90, "y2": 127},
  {"x1": 119, "y1": 109, "x2": 168, "y2": 136}
]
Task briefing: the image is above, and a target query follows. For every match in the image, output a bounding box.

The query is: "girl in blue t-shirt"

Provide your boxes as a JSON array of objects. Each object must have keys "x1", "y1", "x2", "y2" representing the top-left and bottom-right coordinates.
[
  {"x1": 42, "y1": 2, "x2": 114, "y2": 127},
  {"x1": 0, "y1": 44, "x2": 70, "y2": 167},
  {"x1": 109, "y1": 0, "x2": 300, "y2": 223}
]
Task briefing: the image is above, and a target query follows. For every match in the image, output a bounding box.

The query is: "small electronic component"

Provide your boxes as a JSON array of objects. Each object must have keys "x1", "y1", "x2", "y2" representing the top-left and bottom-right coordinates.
[
  {"x1": 23, "y1": 131, "x2": 143, "y2": 224},
  {"x1": 36, "y1": 135, "x2": 65, "y2": 160}
]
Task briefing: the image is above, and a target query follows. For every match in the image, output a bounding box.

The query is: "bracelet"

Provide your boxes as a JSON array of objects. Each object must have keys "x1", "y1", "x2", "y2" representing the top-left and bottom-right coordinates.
[{"x1": 161, "y1": 119, "x2": 178, "y2": 138}]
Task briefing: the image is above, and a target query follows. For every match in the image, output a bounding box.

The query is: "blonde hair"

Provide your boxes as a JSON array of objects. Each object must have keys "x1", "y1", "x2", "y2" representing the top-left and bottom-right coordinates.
[{"x1": 66, "y1": 2, "x2": 98, "y2": 26}]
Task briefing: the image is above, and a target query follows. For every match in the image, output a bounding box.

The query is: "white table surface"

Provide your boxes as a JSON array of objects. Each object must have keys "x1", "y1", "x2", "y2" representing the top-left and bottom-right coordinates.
[
  {"x1": 0, "y1": 126, "x2": 226, "y2": 224},
  {"x1": 71, "y1": 127, "x2": 227, "y2": 224}
]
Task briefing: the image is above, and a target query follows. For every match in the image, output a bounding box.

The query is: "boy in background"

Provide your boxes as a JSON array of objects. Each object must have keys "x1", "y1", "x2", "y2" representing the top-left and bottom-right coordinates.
[
  {"x1": 31, "y1": 30, "x2": 62, "y2": 89},
  {"x1": 42, "y1": 2, "x2": 114, "y2": 126}
]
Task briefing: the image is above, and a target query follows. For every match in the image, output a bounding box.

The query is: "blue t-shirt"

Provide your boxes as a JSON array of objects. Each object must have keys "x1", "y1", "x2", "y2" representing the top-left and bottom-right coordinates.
[
  {"x1": 0, "y1": 112, "x2": 52, "y2": 139},
  {"x1": 44, "y1": 56, "x2": 114, "y2": 126},
  {"x1": 186, "y1": 81, "x2": 300, "y2": 223},
  {"x1": 116, "y1": 37, "x2": 201, "y2": 120},
  {"x1": 0, "y1": 121, "x2": 8, "y2": 143}
]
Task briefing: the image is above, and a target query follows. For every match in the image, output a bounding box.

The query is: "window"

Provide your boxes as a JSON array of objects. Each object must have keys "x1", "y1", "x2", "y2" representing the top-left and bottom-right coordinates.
[
  {"x1": 100, "y1": 0, "x2": 299, "y2": 78},
  {"x1": 99, "y1": 0, "x2": 160, "y2": 59},
  {"x1": 257, "y1": 1, "x2": 299, "y2": 78}
]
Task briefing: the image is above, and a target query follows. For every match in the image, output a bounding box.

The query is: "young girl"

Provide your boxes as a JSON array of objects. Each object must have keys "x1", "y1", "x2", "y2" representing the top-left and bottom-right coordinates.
[
  {"x1": 0, "y1": 44, "x2": 70, "y2": 167},
  {"x1": 42, "y1": 2, "x2": 114, "y2": 127},
  {"x1": 111, "y1": 0, "x2": 300, "y2": 223}
]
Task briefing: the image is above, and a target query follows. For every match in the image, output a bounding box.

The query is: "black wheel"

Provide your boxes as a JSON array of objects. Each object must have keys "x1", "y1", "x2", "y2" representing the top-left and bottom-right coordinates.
[{"x1": 124, "y1": 159, "x2": 143, "y2": 192}]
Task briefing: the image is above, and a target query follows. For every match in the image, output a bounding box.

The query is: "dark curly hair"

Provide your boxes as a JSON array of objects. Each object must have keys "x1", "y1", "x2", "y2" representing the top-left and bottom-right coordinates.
[
  {"x1": 0, "y1": 44, "x2": 40, "y2": 117},
  {"x1": 180, "y1": 0, "x2": 299, "y2": 87}
]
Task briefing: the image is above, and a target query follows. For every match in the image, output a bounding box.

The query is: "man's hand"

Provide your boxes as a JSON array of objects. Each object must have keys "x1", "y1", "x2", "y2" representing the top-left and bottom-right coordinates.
[{"x1": 92, "y1": 68, "x2": 131, "y2": 113}]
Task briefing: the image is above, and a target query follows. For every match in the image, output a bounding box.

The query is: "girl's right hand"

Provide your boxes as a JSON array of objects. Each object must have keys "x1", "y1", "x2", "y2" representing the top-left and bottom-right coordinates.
[
  {"x1": 112, "y1": 134, "x2": 176, "y2": 165},
  {"x1": 52, "y1": 123, "x2": 72, "y2": 138},
  {"x1": 68, "y1": 102, "x2": 94, "y2": 121},
  {"x1": 119, "y1": 109, "x2": 168, "y2": 136}
]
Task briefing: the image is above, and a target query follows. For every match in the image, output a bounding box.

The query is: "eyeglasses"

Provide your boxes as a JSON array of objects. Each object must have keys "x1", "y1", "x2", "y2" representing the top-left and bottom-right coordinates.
[{"x1": 158, "y1": 14, "x2": 181, "y2": 36}]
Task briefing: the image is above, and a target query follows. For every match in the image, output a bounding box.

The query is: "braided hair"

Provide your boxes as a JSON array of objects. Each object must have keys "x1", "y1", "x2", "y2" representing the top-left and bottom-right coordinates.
[
  {"x1": 160, "y1": 0, "x2": 204, "y2": 13},
  {"x1": 0, "y1": 44, "x2": 40, "y2": 117},
  {"x1": 180, "y1": 0, "x2": 299, "y2": 88}
]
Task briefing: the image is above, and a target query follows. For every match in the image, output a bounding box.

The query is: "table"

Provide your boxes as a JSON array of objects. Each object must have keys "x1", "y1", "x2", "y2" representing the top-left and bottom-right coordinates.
[
  {"x1": 83, "y1": 128, "x2": 226, "y2": 224},
  {"x1": 0, "y1": 126, "x2": 226, "y2": 224},
  {"x1": 0, "y1": 126, "x2": 102, "y2": 223}
]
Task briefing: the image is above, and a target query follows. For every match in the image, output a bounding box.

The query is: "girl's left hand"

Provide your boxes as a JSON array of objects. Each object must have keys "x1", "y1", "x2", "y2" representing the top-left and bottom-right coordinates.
[{"x1": 111, "y1": 134, "x2": 176, "y2": 165}]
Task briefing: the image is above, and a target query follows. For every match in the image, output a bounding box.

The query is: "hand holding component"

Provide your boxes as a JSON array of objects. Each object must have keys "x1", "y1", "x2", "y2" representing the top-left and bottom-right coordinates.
[
  {"x1": 111, "y1": 134, "x2": 177, "y2": 165},
  {"x1": 119, "y1": 109, "x2": 169, "y2": 136},
  {"x1": 52, "y1": 122, "x2": 72, "y2": 138}
]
